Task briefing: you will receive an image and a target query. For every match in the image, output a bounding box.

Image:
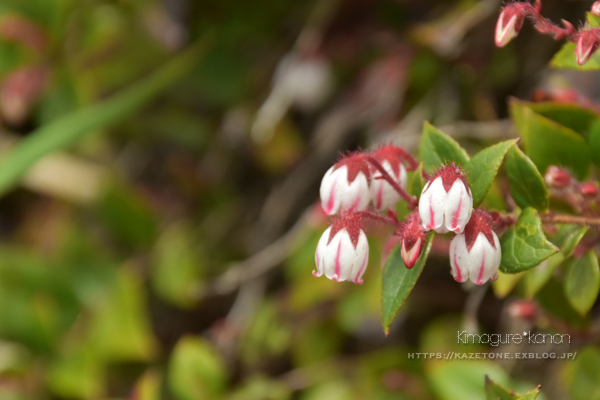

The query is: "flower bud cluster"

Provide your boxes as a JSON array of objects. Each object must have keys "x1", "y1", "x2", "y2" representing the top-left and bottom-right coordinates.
[
  {"x1": 319, "y1": 145, "x2": 417, "y2": 216},
  {"x1": 417, "y1": 164, "x2": 502, "y2": 285}
]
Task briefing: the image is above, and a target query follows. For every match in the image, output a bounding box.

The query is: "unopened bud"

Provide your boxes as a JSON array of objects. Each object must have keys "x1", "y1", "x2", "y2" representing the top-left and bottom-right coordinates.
[
  {"x1": 581, "y1": 182, "x2": 599, "y2": 198},
  {"x1": 320, "y1": 154, "x2": 371, "y2": 215},
  {"x1": 575, "y1": 29, "x2": 600, "y2": 66},
  {"x1": 398, "y1": 211, "x2": 427, "y2": 269},
  {"x1": 369, "y1": 146, "x2": 410, "y2": 212},
  {"x1": 314, "y1": 213, "x2": 369, "y2": 284},
  {"x1": 508, "y1": 299, "x2": 537, "y2": 320},
  {"x1": 495, "y1": 5, "x2": 525, "y2": 47},
  {"x1": 544, "y1": 166, "x2": 571, "y2": 188},
  {"x1": 418, "y1": 162, "x2": 473, "y2": 234},
  {"x1": 449, "y1": 209, "x2": 501, "y2": 285}
]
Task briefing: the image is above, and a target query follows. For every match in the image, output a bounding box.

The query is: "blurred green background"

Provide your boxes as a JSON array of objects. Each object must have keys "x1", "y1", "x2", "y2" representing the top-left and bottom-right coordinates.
[{"x1": 0, "y1": 0, "x2": 597, "y2": 399}]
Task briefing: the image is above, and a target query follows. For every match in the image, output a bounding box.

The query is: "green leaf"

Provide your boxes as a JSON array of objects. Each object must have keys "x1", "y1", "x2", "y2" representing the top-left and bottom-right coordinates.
[
  {"x1": 0, "y1": 37, "x2": 212, "y2": 197},
  {"x1": 133, "y1": 370, "x2": 161, "y2": 400},
  {"x1": 381, "y1": 233, "x2": 433, "y2": 334},
  {"x1": 588, "y1": 120, "x2": 600, "y2": 166},
  {"x1": 504, "y1": 145, "x2": 548, "y2": 211},
  {"x1": 492, "y1": 271, "x2": 523, "y2": 298},
  {"x1": 536, "y1": 277, "x2": 588, "y2": 329},
  {"x1": 518, "y1": 387, "x2": 542, "y2": 400},
  {"x1": 499, "y1": 208, "x2": 559, "y2": 273},
  {"x1": 551, "y1": 42, "x2": 600, "y2": 70},
  {"x1": 408, "y1": 163, "x2": 426, "y2": 197},
  {"x1": 565, "y1": 250, "x2": 600, "y2": 316},
  {"x1": 465, "y1": 139, "x2": 518, "y2": 206},
  {"x1": 588, "y1": 12, "x2": 600, "y2": 27},
  {"x1": 567, "y1": 347, "x2": 600, "y2": 400},
  {"x1": 169, "y1": 336, "x2": 228, "y2": 400},
  {"x1": 419, "y1": 122, "x2": 469, "y2": 173},
  {"x1": 510, "y1": 99, "x2": 592, "y2": 180},
  {"x1": 428, "y1": 361, "x2": 510, "y2": 400},
  {"x1": 528, "y1": 102, "x2": 599, "y2": 137},
  {"x1": 554, "y1": 224, "x2": 589, "y2": 258},
  {"x1": 485, "y1": 376, "x2": 521, "y2": 400}
]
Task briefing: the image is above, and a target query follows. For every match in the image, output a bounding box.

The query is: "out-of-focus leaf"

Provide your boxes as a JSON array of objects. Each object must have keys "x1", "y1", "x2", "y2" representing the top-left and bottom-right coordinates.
[
  {"x1": 554, "y1": 224, "x2": 589, "y2": 258},
  {"x1": 152, "y1": 221, "x2": 204, "y2": 308},
  {"x1": 226, "y1": 375, "x2": 291, "y2": 400},
  {"x1": 510, "y1": 99, "x2": 591, "y2": 179},
  {"x1": 566, "y1": 347, "x2": 600, "y2": 400},
  {"x1": 88, "y1": 268, "x2": 158, "y2": 362},
  {"x1": 504, "y1": 145, "x2": 548, "y2": 211},
  {"x1": 47, "y1": 345, "x2": 105, "y2": 399},
  {"x1": 485, "y1": 376, "x2": 541, "y2": 400},
  {"x1": 492, "y1": 271, "x2": 523, "y2": 298},
  {"x1": 536, "y1": 278, "x2": 587, "y2": 329},
  {"x1": 419, "y1": 122, "x2": 469, "y2": 173},
  {"x1": 0, "y1": 37, "x2": 211, "y2": 196},
  {"x1": 480, "y1": 181, "x2": 507, "y2": 211},
  {"x1": 524, "y1": 254, "x2": 564, "y2": 299},
  {"x1": 381, "y1": 233, "x2": 433, "y2": 335},
  {"x1": 291, "y1": 321, "x2": 342, "y2": 367},
  {"x1": 551, "y1": 42, "x2": 600, "y2": 70},
  {"x1": 299, "y1": 380, "x2": 357, "y2": 400},
  {"x1": 168, "y1": 336, "x2": 227, "y2": 400},
  {"x1": 527, "y1": 102, "x2": 599, "y2": 137},
  {"x1": 465, "y1": 139, "x2": 517, "y2": 206},
  {"x1": 240, "y1": 301, "x2": 291, "y2": 365},
  {"x1": 565, "y1": 251, "x2": 600, "y2": 316},
  {"x1": 588, "y1": 119, "x2": 600, "y2": 167},
  {"x1": 428, "y1": 361, "x2": 510, "y2": 400},
  {"x1": 132, "y1": 370, "x2": 161, "y2": 400},
  {"x1": 95, "y1": 181, "x2": 159, "y2": 247},
  {"x1": 499, "y1": 208, "x2": 559, "y2": 273}
]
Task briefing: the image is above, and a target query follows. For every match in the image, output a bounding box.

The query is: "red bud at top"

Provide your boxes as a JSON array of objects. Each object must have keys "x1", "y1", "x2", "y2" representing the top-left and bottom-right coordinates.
[
  {"x1": 544, "y1": 166, "x2": 572, "y2": 188},
  {"x1": 581, "y1": 183, "x2": 599, "y2": 198}
]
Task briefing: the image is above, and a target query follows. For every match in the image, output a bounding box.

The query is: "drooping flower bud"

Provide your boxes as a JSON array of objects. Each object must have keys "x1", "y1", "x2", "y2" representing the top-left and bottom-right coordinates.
[
  {"x1": 397, "y1": 211, "x2": 427, "y2": 269},
  {"x1": 575, "y1": 29, "x2": 600, "y2": 66},
  {"x1": 369, "y1": 146, "x2": 411, "y2": 212},
  {"x1": 593, "y1": 1, "x2": 600, "y2": 17},
  {"x1": 544, "y1": 166, "x2": 572, "y2": 188},
  {"x1": 449, "y1": 209, "x2": 502, "y2": 285},
  {"x1": 418, "y1": 163, "x2": 473, "y2": 234},
  {"x1": 320, "y1": 154, "x2": 371, "y2": 215},
  {"x1": 314, "y1": 213, "x2": 369, "y2": 284},
  {"x1": 495, "y1": 4, "x2": 525, "y2": 47}
]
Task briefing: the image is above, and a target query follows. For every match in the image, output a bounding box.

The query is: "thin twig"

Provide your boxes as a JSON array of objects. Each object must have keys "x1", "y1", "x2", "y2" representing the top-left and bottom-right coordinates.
[
  {"x1": 366, "y1": 155, "x2": 418, "y2": 208},
  {"x1": 540, "y1": 214, "x2": 600, "y2": 226}
]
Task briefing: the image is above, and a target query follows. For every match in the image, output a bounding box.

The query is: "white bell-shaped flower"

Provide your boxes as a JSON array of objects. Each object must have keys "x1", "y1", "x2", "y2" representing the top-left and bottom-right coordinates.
[{"x1": 320, "y1": 155, "x2": 371, "y2": 215}]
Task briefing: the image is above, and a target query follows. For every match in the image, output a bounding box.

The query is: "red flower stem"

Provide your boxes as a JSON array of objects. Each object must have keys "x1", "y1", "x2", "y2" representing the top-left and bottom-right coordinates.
[
  {"x1": 540, "y1": 213, "x2": 600, "y2": 226},
  {"x1": 517, "y1": 1, "x2": 578, "y2": 41},
  {"x1": 395, "y1": 148, "x2": 419, "y2": 171},
  {"x1": 366, "y1": 156, "x2": 418, "y2": 209}
]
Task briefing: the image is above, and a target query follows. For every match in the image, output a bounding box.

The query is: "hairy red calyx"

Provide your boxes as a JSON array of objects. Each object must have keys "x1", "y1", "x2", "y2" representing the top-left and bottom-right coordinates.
[
  {"x1": 428, "y1": 162, "x2": 469, "y2": 193},
  {"x1": 327, "y1": 212, "x2": 364, "y2": 248},
  {"x1": 463, "y1": 209, "x2": 496, "y2": 252},
  {"x1": 333, "y1": 153, "x2": 371, "y2": 184},
  {"x1": 370, "y1": 145, "x2": 418, "y2": 175},
  {"x1": 397, "y1": 211, "x2": 427, "y2": 252}
]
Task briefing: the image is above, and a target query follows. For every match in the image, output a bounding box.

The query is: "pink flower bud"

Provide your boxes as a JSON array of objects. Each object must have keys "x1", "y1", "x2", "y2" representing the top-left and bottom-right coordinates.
[
  {"x1": 449, "y1": 209, "x2": 501, "y2": 285},
  {"x1": 320, "y1": 154, "x2": 371, "y2": 215},
  {"x1": 593, "y1": 1, "x2": 600, "y2": 17},
  {"x1": 314, "y1": 213, "x2": 369, "y2": 284},
  {"x1": 508, "y1": 299, "x2": 537, "y2": 320},
  {"x1": 495, "y1": 5, "x2": 525, "y2": 47},
  {"x1": 369, "y1": 146, "x2": 409, "y2": 212},
  {"x1": 581, "y1": 182, "x2": 599, "y2": 198},
  {"x1": 398, "y1": 211, "x2": 427, "y2": 269},
  {"x1": 418, "y1": 163, "x2": 473, "y2": 234},
  {"x1": 544, "y1": 166, "x2": 571, "y2": 188},
  {"x1": 575, "y1": 29, "x2": 600, "y2": 66}
]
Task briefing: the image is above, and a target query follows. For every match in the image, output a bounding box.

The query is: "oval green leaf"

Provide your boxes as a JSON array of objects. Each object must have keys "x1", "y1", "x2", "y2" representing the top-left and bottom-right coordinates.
[
  {"x1": 565, "y1": 250, "x2": 600, "y2": 316},
  {"x1": 465, "y1": 139, "x2": 518, "y2": 206},
  {"x1": 499, "y1": 208, "x2": 559, "y2": 273},
  {"x1": 510, "y1": 99, "x2": 592, "y2": 180},
  {"x1": 419, "y1": 122, "x2": 469, "y2": 173},
  {"x1": 381, "y1": 233, "x2": 433, "y2": 334},
  {"x1": 504, "y1": 145, "x2": 548, "y2": 211}
]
